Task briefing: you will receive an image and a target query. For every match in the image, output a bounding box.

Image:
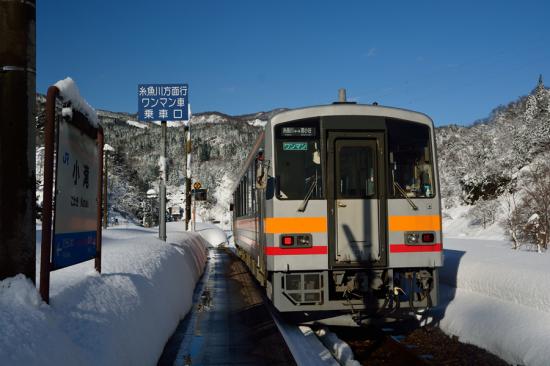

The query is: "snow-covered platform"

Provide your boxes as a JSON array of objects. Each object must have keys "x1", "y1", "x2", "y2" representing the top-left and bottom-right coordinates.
[{"x1": 159, "y1": 248, "x2": 295, "y2": 365}]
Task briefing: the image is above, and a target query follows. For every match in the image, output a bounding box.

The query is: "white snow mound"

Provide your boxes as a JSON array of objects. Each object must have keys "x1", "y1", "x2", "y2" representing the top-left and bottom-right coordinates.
[
  {"x1": 54, "y1": 77, "x2": 99, "y2": 127},
  {"x1": 0, "y1": 223, "x2": 208, "y2": 366}
]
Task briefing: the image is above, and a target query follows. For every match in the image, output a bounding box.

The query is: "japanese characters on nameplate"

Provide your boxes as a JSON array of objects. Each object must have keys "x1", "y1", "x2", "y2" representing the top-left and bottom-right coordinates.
[
  {"x1": 52, "y1": 119, "x2": 99, "y2": 269},
  {"x1": 138, "y1": 84, "x2": 189, "y2": 121}
]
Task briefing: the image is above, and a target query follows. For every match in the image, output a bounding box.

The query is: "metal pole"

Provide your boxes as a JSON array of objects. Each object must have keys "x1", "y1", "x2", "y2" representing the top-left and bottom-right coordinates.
[
  {"x1": 159, "y1": 121, "x2": 167, "y2": 241},
  {"x1": 0, "y1": 0, "x2": 36, "y2": 282},
  {"x1": 95, "y1": 128, "x2": 104, "y2": 272},
  {"x1": 185, "y1": 125, "x2": 191, "y2": 230},
  {"x1": 103, "y1": 150, "x2": 108, "y2": 229},
  {"x1": 193, "y1": 199, "x2": 196, "y2": 232},
  {"x1": 183, "y1": 125, "x2": 189, "y2": 231}
]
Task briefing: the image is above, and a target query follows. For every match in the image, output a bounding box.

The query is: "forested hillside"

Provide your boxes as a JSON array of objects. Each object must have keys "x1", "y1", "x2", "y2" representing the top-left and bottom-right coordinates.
[{"x1": 35, "y1": 77, "x2": 550, "y2": 248}]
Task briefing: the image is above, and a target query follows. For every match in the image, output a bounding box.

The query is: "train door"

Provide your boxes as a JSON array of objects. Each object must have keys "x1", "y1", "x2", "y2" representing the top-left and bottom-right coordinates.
[{"x1": 327, "y1": 132, "x2": 387, "y2": 267}]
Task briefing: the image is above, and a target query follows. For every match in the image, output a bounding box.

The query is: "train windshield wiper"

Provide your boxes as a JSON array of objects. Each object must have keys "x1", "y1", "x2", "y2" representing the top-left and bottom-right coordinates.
[
  {"x1": 393, "y1": 181, "x2": 418, "y2": 211},
  {"x1": 297, "y1": 175, "x2": 317, "y2": 212}
]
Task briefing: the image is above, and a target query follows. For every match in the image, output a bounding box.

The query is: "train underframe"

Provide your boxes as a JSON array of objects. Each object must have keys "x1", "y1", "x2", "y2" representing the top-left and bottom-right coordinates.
[
  {"x1": 268, "y1": 267, "x2": 438, "y2": 325},
  {"x1": 236, "y1": 245, "x2": 438, "y2": 325}
]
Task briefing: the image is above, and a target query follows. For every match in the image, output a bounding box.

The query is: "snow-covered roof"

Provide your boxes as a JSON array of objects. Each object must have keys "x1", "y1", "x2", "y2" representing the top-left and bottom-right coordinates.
[{"x1": 54, "y1": 77, "x2": 99, "y2": 128}]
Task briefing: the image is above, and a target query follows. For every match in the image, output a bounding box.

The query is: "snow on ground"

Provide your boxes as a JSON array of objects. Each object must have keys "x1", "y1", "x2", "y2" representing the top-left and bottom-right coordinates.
[
  {"x1": 193, "y1": 222, "x2": 228, "y2": 247},
  {"x1": 437, "y1": 218, "x2": 550, "y2": 366},
  {"x1": 272, "y1": 316, "x2": 339, "y2": 366},
  {"x1": 443, "y1": 204, "x2": 506, "y2": 240},
  {"x1": 314, "y1": 327, "x2": 361, "y2": 366},
  {"x1": 1, "y1": 222, "x2": 208, "y2": 366}
]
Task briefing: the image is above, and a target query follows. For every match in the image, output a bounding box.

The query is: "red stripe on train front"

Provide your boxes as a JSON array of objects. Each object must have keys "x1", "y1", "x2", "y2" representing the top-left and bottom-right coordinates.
[
  {"x1": 265, "y1": 246, "x2": 328, "y2": 255},
  {"x1": 390, "y1": 243, "x2": 443, "y2": 253}
]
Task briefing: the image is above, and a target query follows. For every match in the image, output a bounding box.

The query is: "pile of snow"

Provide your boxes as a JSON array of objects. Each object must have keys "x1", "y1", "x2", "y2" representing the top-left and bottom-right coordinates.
[
  {"x1": 314, "y1": 327, "x2": 361, "y2": 366},
  {"x1": 272, "y1": 319, "x2": 339, "y2": 366},
  {"x1": 54, "y1": 77, "x2": 99, "y2": 127},
  {"x1": 0, "y1": 222, "x2": 208, "y2": 365},
  {"x1": 193, "y1": 222, "x2": 227, "y2": 247},
  {"x1": 434, "y1": 237, "x2": 550, "y2": 366}
]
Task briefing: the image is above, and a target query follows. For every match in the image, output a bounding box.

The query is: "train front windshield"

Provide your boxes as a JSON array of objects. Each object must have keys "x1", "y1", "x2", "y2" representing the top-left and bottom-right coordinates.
[
  {"x1": 388, "y1": 119, "x2": 435, "y2": 198},
  {"x1": 275, "y1": 121, "x2": 323, "y2": 200}
]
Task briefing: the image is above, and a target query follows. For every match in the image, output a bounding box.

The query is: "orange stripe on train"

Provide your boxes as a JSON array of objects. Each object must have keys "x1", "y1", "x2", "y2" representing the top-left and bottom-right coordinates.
[
  {"x1": 264, "y1": 217, "x2": 327, "y2": 234},
  {"x1": 388, "y1": 215, "x2": 441, "y2": 232}
]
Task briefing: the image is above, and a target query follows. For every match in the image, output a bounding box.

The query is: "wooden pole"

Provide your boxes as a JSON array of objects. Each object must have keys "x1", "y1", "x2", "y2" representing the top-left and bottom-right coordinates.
[{"x1": 0, "y1": 0, "x2": 36, "y2": 282}]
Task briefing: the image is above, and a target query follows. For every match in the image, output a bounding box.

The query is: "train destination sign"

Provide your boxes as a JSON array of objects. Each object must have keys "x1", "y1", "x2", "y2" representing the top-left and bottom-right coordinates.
[
  {"x1": 280, "y1": 126, "x2": 316, "y2": 137},
  {"x1": 138, "y1": 83, "x2": 189, "y2": 121},
  {"x1": 52, "y1": 118, "x2": 99, "y2": 269}
]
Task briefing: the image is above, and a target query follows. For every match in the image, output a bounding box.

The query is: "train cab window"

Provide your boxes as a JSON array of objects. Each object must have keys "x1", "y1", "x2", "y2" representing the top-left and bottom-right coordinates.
[
  {"x1": 275, "y1": 119, "x2": 323, "y2": 200},
  {"x1": 387, "y1": 119, "x2": 435, "y2": 198},
  {"x1": 337, "y1": 144, "x2": 376, "y2": 198}
]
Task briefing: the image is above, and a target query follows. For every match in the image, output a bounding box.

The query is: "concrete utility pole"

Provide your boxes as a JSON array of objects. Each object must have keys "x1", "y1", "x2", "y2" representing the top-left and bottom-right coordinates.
[
  {"x1": 0, "y1": 0, "x2": 36, "y2": 281},
  {"x1": 184, "y1": 125, "x2": 191, "y2": 230}
]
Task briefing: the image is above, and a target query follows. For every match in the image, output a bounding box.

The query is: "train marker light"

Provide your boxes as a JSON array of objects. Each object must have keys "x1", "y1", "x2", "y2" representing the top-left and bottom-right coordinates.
[
  {"x1": 282, "y1": 235, "x2": 294, "y2": 246},
  {"x1": 422, "y1": 233, "x2": 435, "y2": 243}
]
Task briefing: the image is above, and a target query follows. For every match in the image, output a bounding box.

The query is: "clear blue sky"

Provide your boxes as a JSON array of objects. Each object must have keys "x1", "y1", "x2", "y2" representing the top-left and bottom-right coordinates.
[{"x1": 37, "y1": 0, "x2": 549, "y2": 126}]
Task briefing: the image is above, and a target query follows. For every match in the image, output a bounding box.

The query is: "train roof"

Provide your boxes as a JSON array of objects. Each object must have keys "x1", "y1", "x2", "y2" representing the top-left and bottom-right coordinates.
[{"x1": 269, "y1": 103, "x2": 434, "y2": 128}]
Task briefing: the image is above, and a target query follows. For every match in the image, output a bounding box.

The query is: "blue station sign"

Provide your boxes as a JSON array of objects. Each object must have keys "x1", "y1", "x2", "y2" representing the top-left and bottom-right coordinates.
[
  {"x1": 52, "y1": 119, "x2": 99, "y2": 269},
  {"x1": 138, "y1": 83, "x2": 189, "y2": 121}
]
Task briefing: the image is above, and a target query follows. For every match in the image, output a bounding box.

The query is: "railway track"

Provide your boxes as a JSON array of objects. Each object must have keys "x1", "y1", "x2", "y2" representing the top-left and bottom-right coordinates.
[
  {"x1": 320, "y1": 320, "x2": 509, "y2": 366},
  {"x1": 315, "y1": 320, "x2": 429, "y2": 366}
]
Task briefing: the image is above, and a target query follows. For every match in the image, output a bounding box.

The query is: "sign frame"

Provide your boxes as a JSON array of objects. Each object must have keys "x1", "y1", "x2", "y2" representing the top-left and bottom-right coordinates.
[
  {"x1": 40, "y1": 86, "x2": 104, "y2": 303},
  {"x1": 192, "y1": 188, "x2": 207, "y2": 201}
]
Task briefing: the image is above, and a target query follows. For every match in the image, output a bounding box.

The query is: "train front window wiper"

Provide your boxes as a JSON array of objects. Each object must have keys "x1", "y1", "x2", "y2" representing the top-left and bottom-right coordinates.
[
  {"x1": 393, "y1": 181, "x2": 418, "y2": 211},
  {"x1": 297, "y1": 174, "x2": 318, "y2": 212}
]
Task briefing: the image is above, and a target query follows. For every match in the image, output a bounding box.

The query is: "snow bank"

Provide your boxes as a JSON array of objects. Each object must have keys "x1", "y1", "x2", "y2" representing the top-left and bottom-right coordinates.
[
  {"x1": 435, "y1": 238, "x2": 550, "y2": 366},
  {"x1": 0, "y1": 223, "x2": 208, "y2": 366},
  {"x1": 437, "y1": 285, "x2": 550, "y2": 366},
  {"x1": 193, "y1": 222, "x2": 227, "y2": 247},
  {"x1": 272, "y1": 318, "x2": 339, "y2": 366},
  {"x1": 441, "y1": 238, "x2": 550, "y2": 313},
  {"x1": 54, "y1": 77, "x2": 99, "y2": 127}
]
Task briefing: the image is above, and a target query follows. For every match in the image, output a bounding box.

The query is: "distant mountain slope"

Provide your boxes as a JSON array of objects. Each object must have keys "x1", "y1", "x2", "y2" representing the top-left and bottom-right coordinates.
[
  {"x1": 35, "y1": 96, "x2": 272, "y2": 225},
  {"x1": 36, "y1": 78, "x2": 550, "y2": 237},
  {"x1": 436, "y1": 77, "x2": 550, "y2": 207}
]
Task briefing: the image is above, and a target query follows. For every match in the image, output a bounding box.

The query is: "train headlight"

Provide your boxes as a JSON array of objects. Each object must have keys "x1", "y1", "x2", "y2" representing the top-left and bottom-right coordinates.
[
  {"x1": 405, "y1": 232, "x2": 436, "y2": 244},
  {"x1": 297, "y1": 235, "x2": 310, "y2": 246},
  {"x1": 405, "y1": 232, "x2": 420, "y2": 244}
]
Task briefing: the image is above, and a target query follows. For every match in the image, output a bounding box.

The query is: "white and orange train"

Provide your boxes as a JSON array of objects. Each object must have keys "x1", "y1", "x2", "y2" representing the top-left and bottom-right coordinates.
[{"x1": 231, "y1": 94, "x2": 443, "y2": 324}]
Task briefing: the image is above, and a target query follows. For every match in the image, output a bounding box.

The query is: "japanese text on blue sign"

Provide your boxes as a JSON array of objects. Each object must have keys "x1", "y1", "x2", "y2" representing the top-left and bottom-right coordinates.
[
  {"x1": 138, "y1": 84, "x2": 189, "y2": 121},
  {"x1": 53, "y1": 119, "x2": 99, "y2": 270}
]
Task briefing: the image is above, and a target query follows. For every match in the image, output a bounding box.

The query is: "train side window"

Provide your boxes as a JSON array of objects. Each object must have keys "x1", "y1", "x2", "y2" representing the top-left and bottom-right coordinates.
[{"x1": 387, "y1": 119, "x2": 435, "y2": 198}]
